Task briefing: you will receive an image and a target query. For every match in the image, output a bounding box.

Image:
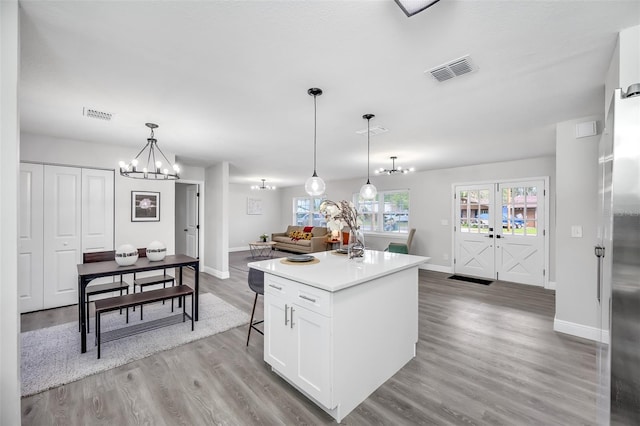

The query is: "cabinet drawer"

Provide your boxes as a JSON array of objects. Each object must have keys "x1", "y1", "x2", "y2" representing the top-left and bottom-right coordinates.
[{"x1": 264, "y1": 274, "x2": 331, "y2": 317}]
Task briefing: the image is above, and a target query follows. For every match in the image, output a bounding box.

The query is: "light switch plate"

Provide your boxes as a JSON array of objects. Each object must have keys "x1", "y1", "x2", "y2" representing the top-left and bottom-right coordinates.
[{"x1": 571, "y1": 225, "x2": 583, "y2": 238}]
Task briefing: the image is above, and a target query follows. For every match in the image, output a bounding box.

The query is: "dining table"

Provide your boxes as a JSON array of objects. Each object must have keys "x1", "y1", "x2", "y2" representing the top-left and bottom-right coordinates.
[{"x1": 76, "y1": 254, "x2": 199, "y2": 353}]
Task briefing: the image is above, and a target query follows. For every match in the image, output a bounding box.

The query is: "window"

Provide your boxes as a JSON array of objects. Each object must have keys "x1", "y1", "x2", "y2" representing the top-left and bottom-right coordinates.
[
  {"x1": 354, "y1": 190, "x2": 410, "y2": 233},
  {"x1": 292, "y1": 196, "x2": 326, "y2": 227}
]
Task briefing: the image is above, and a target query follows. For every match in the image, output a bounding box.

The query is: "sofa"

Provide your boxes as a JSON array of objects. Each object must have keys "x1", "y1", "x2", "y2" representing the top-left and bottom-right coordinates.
[{"x1": 271, "y1": 225, "x2": 328, "y2": 254}]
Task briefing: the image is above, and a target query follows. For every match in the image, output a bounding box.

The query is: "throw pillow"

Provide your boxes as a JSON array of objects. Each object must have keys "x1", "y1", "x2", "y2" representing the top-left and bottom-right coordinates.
[
  {"x1": 303, "y1": 226, "x2": 314, "y2": 233},
  {"x1": 302, "y1": 232, "x2": 313, "y2": 240},
  {"x1": 290, "y1": 231, "x2": 303, "y2": 241}
]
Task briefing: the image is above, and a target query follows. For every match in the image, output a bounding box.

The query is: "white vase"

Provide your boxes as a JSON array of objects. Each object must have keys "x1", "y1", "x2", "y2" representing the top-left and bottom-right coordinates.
[
  {"x1": 115, "y1": 244, "x2": 138, "y2": 266},
  {"x1": 146, "y1": 240, "x2": 167, "y2": 261}
]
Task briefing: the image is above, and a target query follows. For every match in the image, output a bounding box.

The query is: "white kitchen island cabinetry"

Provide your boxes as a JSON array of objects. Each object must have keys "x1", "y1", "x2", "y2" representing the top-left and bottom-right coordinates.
[{"x1": 249, "y1": 250, "x2": 428, "y2": 422}]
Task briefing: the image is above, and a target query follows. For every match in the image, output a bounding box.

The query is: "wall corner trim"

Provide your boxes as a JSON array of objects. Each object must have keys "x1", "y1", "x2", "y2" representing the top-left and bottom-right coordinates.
[
  {"x1": 203, "y1": 265, "x2": 230, "y2": 280},
  {"x1": 546, "y1": 281, "x2": 557, "y2": 290},
  {"x1": 553, "y1": 317, "x2": 608, "y2": 343}
]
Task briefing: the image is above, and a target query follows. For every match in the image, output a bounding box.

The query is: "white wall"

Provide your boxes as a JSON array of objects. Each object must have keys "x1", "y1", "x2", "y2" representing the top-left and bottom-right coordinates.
[
  {"x1": 0, "y1": 0, "x2": 21, "y2": 422},
  {"x1": 619, "y1": 25, "x2": 640, "y2": 94},
  {"x1": 280, "y1": 156, "x2": 556, "y2": 278},
  {"x1": 554, "y1": 114, "x2": 602, "y2": 338},
  {"x1": 229, "y1": 184, "x2": 283, "y2": 250},
  {"x1": 204, "y1": 162, "x2": 229, "y2": 278},
  {"x1": 20, "y1": 133, "x2": 176, "y2": 253}
]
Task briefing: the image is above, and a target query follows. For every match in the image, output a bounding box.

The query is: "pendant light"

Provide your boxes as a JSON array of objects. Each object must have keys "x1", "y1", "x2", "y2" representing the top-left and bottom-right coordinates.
[
  {"x1": 305, "y1": 88, "x2": 326, "y2": 196},
  {"x1": 359, "y1": 114, "x2": 377, "y2": 200}
]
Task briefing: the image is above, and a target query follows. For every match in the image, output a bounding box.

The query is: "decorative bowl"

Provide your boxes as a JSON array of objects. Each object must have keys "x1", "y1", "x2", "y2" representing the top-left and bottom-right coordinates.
[
  {"x1": 115, "y1": 244, "x2": 138, "y2": 266},
  {"x1": 146, "y1": 240, "x2": 167, "y2": 261}
]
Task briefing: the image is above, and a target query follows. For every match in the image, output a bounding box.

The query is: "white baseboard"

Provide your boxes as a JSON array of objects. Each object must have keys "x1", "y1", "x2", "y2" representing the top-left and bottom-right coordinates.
[
  {"x1": 229, "y1": 246, "x2": 250, "y2": 253},
  {"x1": 419, "y1": 263, "x2": 453, "y2": 274},
  {"x1": 545, "y1": 281, "x2": 557, "y2": 290},
  {"x1": 553, "y1": 317, "x2": 609, "y2": 343},
  {"x1": 202, "y1": 265, "x2": 230, "y2": 279}
]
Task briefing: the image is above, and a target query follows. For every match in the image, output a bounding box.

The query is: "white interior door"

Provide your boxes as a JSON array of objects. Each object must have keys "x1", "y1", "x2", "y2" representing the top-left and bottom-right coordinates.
[
  {"x1": 186, "y1": 184, "x2": 199, "y2": 258},
  {"x1": 43, "y1": 165, "x2": 81, "y2": 309},
  {"x1": 454, "y1": 185, "x2": 495, "y2": 279},
  {"x1": 82, "y1": 168, "x2": 114, "y2": 252},
  {"x1": 19, "y1": 163, "x2": 44, "y2": 313}
]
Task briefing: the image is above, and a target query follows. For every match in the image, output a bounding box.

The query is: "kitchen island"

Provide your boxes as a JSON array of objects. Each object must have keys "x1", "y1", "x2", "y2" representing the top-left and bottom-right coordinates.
[{"x1": 248, "y1": 250, "x2": 428, "y2": 422}]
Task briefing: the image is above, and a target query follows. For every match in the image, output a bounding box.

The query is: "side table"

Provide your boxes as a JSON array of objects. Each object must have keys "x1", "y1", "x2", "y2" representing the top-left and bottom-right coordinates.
[{"x1": 249, "y1": 241, "x2": 277, "y2": 259}]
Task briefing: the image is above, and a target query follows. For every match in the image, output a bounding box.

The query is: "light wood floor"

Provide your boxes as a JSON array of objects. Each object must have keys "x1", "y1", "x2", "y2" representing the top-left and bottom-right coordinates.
[{"x1": 21, "y1": 252, "x2": 598, "y2": 425}]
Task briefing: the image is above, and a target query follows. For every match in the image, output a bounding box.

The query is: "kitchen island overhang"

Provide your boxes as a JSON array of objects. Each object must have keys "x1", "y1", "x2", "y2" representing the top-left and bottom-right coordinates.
[{"x1": 249, "y1": 250, "x2": 429, "y2": 422}]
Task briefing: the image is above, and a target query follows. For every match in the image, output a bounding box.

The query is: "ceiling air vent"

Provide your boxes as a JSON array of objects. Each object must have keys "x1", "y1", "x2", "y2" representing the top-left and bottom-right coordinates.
[
  {"x1": 83, "y1": 107, "x2": 112, "y2": 121},
  {"x1": 426, "y1": 55, "x2": 476, "y2": 83},
  {"x1": 356, "y1": 125, "x2": 388, "y2": 136}
]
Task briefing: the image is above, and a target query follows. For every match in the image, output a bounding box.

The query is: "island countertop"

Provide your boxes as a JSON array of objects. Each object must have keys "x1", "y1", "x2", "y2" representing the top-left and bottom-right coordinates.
[{"x1": 247, "y1": 250, "x2": 429, "y2": 292}]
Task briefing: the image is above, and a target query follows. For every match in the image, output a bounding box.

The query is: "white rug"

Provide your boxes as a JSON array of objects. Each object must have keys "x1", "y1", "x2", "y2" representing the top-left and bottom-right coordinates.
[{"x1": 21, "y1": 293, "x2": 249, "y2": 397}]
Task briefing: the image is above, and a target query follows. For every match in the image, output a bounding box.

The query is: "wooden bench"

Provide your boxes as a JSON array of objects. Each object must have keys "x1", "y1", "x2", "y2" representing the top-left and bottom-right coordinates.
[{"x1": 94, "y1": 285, "x2": 194, "y2": 359}]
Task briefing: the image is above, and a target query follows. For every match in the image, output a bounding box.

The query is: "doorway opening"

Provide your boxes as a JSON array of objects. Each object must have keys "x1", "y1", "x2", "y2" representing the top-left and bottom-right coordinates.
[{"x1": 175, "y1": 182, "x2": 200, "y2": 259}]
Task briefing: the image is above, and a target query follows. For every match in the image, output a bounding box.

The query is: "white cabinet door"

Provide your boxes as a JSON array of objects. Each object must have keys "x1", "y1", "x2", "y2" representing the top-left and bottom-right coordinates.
[
  {"x1": 82, "y1": 169, "x2": 114, "y2": 252},
  {"x1": 293, "y1": 304, "x2": 332, "y2": 408},
  {"x1": 264, "y1": 292, "x2": 295, "y2": 373},
  {"x1": 19, "y1": 163, "x2": 44, "y2": 313},
  {"x1": 43, "y1": 165, "x2": 81, "y2": 309}
]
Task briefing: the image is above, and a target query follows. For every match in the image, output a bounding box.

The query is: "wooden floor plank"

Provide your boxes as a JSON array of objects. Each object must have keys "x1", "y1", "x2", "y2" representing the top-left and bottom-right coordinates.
[{"x1": 21, "y1": 255, "x2": 598, "y2": 425}]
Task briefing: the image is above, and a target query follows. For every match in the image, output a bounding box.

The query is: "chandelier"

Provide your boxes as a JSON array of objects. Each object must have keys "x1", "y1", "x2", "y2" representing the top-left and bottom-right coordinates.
[
  {"x1": 119, "y1": 123, "x2": 180, "y2": 180},
  {"x1": 251, "y1": 179, "x2": 276, "y2": 190},
  {"x1": 375, "y1": 156, "x2": 414, "y2": 175}
]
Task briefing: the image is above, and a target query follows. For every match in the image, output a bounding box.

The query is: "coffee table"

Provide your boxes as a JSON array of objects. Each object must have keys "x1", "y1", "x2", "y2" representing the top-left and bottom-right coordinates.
[{"x1": 249, "y1": 241, "x2": 277, "y2": 259}]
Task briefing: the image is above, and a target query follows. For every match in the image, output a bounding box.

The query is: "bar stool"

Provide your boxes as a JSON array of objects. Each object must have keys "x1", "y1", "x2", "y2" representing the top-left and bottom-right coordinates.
[{"x1": 246, "y1": 268, "x2": 264, "y2": 346}]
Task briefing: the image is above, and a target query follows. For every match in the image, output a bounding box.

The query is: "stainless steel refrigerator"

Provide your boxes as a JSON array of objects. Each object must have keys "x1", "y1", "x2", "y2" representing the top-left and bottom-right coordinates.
[{"x1": 596, "y1": 86, "x2": 640, "y2": 425}]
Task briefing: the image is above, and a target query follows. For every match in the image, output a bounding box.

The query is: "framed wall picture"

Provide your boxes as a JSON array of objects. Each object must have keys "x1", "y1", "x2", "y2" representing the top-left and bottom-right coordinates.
[
  {"x1": 132, "y1": 191, "x2": 160, "y2": 222},
  {"x1": 247, "y1": 197, "x2": 263, "y2": 215}
]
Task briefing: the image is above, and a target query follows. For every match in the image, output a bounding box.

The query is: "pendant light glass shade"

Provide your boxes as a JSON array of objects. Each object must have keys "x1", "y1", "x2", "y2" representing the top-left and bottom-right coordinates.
[
  {"x1": 359, "y1": 114, "x2": 377, "y2": 200},
  {"x1": 305, "y1": 88, "x2": 325, "y2": 196},
  {"x1": 305, "y1": 173, "x2": 326, "y2": 196}
]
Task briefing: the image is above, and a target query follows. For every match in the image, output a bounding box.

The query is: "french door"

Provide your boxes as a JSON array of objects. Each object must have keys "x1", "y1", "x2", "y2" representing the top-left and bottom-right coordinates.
[{"x1": 454, "y1": 179, "x2": 547, "y2": 286}]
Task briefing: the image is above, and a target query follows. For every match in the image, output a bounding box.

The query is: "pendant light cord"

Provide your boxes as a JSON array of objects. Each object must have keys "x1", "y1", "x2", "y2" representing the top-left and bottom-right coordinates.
[
  {"x1": 366, "y1": 117, "x2": 371, "y2": 184},
  {"x1": 313, "y1": 93, "x2": 318, "y2": 176}
]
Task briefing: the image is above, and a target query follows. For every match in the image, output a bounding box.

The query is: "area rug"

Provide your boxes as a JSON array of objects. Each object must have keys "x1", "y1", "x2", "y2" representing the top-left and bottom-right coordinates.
[
  {"x1": 21, "y1": 293, "x2": 249, "y2": 397},
  {"x1": 448, "y1": 274, "x2": 493, "y2": 285}
]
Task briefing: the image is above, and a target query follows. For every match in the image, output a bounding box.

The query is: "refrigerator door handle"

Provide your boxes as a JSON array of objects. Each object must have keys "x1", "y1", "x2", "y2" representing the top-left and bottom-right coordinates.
[{"x1": 594, "y1": 245, "x2": 605, "y2": 304}]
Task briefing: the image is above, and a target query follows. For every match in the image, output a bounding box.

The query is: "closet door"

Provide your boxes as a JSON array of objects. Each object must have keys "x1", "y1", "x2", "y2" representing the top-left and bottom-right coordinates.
[
  {"x1": 82, "y1": 168, "x2": 114, "y2": 252},
  {"x1": 19, "y1": 163, "x2": 44, "y2": 313},
  {"x1": 43, "y1": 165, "x2": 81, "y2": 309}
]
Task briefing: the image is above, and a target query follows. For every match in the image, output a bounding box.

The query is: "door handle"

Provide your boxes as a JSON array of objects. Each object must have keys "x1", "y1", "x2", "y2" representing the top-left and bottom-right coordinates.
[
  {"x1": 594, "y1": 245, "x2": 605, "y2": 304},
  {"x1": 290, "y1": 306, "x2": 295, "y2": 329},
  {"x1": 184, "y1": 229, "x2": 188, "y2": 232},
  {"x1": 284, "y1": 304, "x2": 289, "y2": 325},
  {"x1": 496, "y1": 235, "x2": 502, "y2": 239},
  {"x1": 485, "y1": 235, "x2": 494, "y2": 238}
]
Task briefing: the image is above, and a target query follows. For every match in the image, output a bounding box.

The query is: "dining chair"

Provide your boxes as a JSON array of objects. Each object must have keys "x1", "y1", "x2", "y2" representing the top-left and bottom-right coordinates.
[
  {"x1": 246, "y1": 268, "x2": 265, "y2": 346},
  {"x1": 386, "y1": 228, "x2": 416, "y2": 254},
  {"x1": 82, "y1": 250, "x2": 130, "y2": 333}
]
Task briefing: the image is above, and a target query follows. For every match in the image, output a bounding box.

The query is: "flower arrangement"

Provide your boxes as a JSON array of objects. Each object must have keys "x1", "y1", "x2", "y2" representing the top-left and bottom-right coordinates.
[
  {"x1": 319, "y1": 200, "x2": 362, "y2": 233},
  {"x1": 320, "y1": 200, "x2": 365, "y2": 258},
  {"x1": 259, "y1": 233, "x2": 269, "y2": 242}
]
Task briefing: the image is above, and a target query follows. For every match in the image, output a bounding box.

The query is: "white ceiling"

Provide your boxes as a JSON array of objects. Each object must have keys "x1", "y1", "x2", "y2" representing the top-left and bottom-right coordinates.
[{"x1": 19, "y1": 1, "x2": 640, "y2": 187}]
